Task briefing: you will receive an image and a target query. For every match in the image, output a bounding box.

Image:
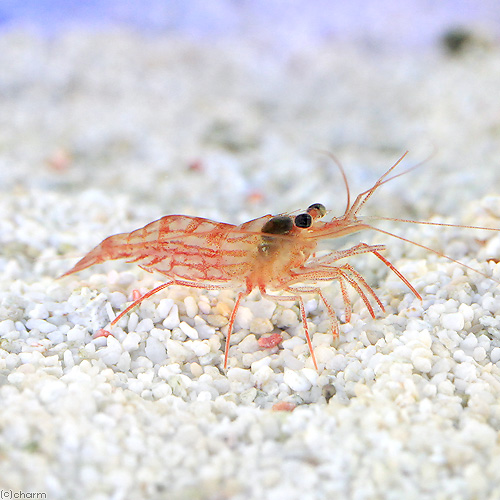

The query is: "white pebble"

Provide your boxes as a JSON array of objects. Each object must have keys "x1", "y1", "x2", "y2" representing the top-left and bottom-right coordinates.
[
  {"x1": 26, "y1": 318, "x2": 57, "y2": 334},
  {"x1": 134, "y1": 356, "x2": 154, "y2": 373},
  {"x1": 240, "y1": 387, "x2": 257, "y2": 404},
  {"x1": 205, "y1": 314, "x2": 228, "y2": 327},
  {"x1": 473, "y1": 346, "x2": 487, "y2": 362},
  {"x1": 422, "y1": 383, "x2": 437, "y2": 398},
  {"x1": 109, "y1": 291, "x2": 127, "y2": 308},
  {"x1": 284, "y1": 368, "x2": 312, "y2": 392},
  {"x1": 157, "y1": 298, "x2": 174, "y2": 318},
  {"x1": 127, "y1": 378, "x2": 144, "y2": 394},
  {"x1": 238, "y1": 334, "x2": 258, "y2": 353},
  {"x1": 28, "y1": 303, "x2": 49, "y2": 319},
  {"x1": 153, "y1": 383, "x2": 173, "y2": 399},
  {"x1": 190, "y1": 363, "x2": 203, "y2": 377},
  {"x1": 227, "y1": 367, "x2": 251, "y2": 384},
  {"x1": 168, "y1": 374, "x2": 192, "y2": 396},
  {"x1": 253, "y1": 364, "x2": 274, "y2": 386},
  {"x1": 187, "y1": 340, "x2": 211, "y2": 357},
  {"x1": 197, "y1": 390, "x2": 213, "y2": 401},
  {"x1": 145, "y1": 337, "x2": 167, "y2": 364},
  {"x1": 305, "y1": 299, "x2": 318, "y2": 314},
  {"x1": 198, "y1": 299, "x2": 211, "y2": 315},
  {"x1": 116, "y1": 351, "x2": 131, "y2": 371},
  {"x1": 250, "y1": 353, "x2": 272, "y2": 370},
  {"x1": 247, "y1": 298, "x2": 276, "y2": 320},
  {"x1": 301, "y1": 368, "x2": 319, "y2": 385},
  {"x1": 462, "y1": 419, "x2": 497, "y2": 448},
  {"x1": 453, "y1": 350, "x2": 467, "y2": 363},
  {"x1": 458, "y1": 303, "x2": 474, "y2": 322},
  {"x1": 63, "y1": 349, "x2": 75, "y2": 368},
  {"x1": 47, "y1": 330, "x2": 64, "y2": 344},
  {"x1": 491, "y1": 347, "x2": 500, "y2": 364},
  {"x1": 454, "y1": 362, "x2": 477, "y2": 382},
  {"x1": 19, "y1": 351, "x2": 43, "y2": 365},
  {"x1": 179, "y1": 321, "x2": 199, "y2": 340},
  {"x1": 278, "y1": 308, "x2": 299, "y2": 327},
  {"x1": 105, "y1": 302, "x2": 115, "y2": 322},
  {"x1": 249, "y1": 318, "x2": 273, "y2": 335},
  {"x1": 438, "y1": 379, "x2": 455, "y2": 395},
  {"x1": 461, "y1": 332, "x2": 478, "y2": 351},
  {"x1": 0, "y1": 320, "x2": 15, "y2": 334},
  {"x1": 39, "y1": 379, "x2": 66, "y2": 404},
  {"x1": 8, "y1": 371, "x2": 24, "y2": 385},
  {"x1": 282, "y1": 337, "x2": 305, "y2": 350},
  {"x1": 136, "y1": 318, "x2": 154, "y2": 332},
  {"x1": 184, "y1": 296, "x2": 198, "y2": 318},
  {"x1": 43, "y1": 354, "x2": 59, "y2": 367},
  {"x1": 166, "y1": 339, "x2": 190, "y2": 362},
  {"x1": 83, "y1": 343, "x2": 96, "y2": 356},
  {"x1": 15, "y1": 321, "x2": 27, "y2": 334},
  {"x1": 98, "y1": 336, "x2": 122, "y2": 366},
  {"x1": 481, "y1": 295, "x2": 498, "y2": 313},
  {"x1": 66, "y1": 326, "x2": 87, "y2": 343},
  {"x1": 163, "y1": 304, "x2": 180, "y2": 329},
  {"x1": 441, "y1": 313, "x2": 464, "y2": 331},
  {"x1": 411, "y1": 347, "x2": 433, "y2": 373},
  {"x1": 193, "y1": 316, "x2": 216, "y2": 340},
  {"x1": 416, "y1": 329, "x2": 433, "y2": 349},
  {"x1": 122, "y1": 332, "x2": 141, "y2": 352},
  {"x1": 127, "y1": 312, "x2": 139, "y2": 332},
  {"x1": 234, "y1": 306, "x2": 253, "y2": 330}
]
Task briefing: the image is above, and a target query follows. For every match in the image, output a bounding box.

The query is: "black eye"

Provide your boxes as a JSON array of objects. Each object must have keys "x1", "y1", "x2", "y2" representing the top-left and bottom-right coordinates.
[
  {"x1": 307, "y1": 203, "x2": 326, "y2": 218},
  {"x1": 261, "y1": 216, "x2": 293, "y2": 235},
  {"x1": 294, "y1": 213, "x2": 313, "y2": 228}
]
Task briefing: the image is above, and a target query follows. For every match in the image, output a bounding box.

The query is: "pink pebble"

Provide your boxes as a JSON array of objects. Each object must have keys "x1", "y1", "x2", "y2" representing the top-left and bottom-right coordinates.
[{"x1": 258, "y1": 333, "x2": 283, "y2": 349}]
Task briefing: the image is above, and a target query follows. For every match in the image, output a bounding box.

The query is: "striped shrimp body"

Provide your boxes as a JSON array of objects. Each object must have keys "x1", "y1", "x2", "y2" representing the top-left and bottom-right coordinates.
[{"x1": 62, "y1": 153, "x2": 498, "y2": 370}]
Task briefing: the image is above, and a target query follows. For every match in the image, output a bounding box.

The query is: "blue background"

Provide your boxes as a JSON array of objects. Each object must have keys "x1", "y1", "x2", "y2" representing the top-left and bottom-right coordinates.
[{"x1": 1, "y1": 0, "x2": 499, "y2": 48}]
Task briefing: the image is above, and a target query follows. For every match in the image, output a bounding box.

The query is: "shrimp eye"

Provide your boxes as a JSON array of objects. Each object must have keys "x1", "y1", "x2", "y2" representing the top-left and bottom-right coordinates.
[
  {"x1": 307, "y1": 203, "x2": 326, "y2": 219},
  {"x1": 294, "y1": 213, "x2": 313, "y2": 228},
  {"x1": 261, "y1": 216, "x2": 293, "y2": 235}
]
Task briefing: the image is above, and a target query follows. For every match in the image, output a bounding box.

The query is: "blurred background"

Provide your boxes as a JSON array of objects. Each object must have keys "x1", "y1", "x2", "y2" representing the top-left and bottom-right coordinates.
[
  {"x1": 1, "y1": 0, "x2": 499, "y2": 47},
  {"x1": 0, "y1": 0, "x2": 499, "y2": 232}
]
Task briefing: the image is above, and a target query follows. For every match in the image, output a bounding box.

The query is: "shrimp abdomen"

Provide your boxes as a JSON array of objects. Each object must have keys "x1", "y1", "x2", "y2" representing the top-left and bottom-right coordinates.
[{"x1": 61, "y1": 215, "x2": 258, "y2": 282}]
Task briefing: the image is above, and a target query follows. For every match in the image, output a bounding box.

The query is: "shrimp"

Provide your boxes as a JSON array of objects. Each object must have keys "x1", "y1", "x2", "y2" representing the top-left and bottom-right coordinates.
[{"x1": 61, "y1": 152, "x2": 499, "y2": 370}]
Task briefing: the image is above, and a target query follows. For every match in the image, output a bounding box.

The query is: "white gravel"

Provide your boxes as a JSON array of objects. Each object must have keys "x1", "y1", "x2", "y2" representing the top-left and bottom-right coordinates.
[{"x1": 1, "y1": 25, "x2": 500, "y2": 500}]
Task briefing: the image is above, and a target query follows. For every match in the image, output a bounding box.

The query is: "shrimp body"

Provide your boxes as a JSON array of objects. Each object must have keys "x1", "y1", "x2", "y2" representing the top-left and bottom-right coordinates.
[
  {"x1": 63, "y1": 152, "x2": 492, "y2": 370},
  {"x1": 62, "y1": 213, "x2": 318, "y2": 288}
]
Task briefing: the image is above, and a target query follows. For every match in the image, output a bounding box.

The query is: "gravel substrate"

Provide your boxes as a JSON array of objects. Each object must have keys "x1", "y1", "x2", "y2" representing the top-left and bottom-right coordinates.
[{"x1": 1, "y1": 27, "x2": 500, "y2": 500}]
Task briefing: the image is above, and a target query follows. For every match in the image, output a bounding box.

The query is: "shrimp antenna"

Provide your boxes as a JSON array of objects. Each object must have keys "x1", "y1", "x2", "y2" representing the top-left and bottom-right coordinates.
[
  {"x1": 347, "y1": 152, "x2": 409, "y2": 219},
  {"x1": 347, "y1": 148, "x2": 437, "y2": 219},
  {"x1": 366, "y1": 224, "x2": 500, "y2": 284},
  {"x1": 365, "y1": 216, "x2": 500, "y2": 233},
  {"x1": 316, "y1": 150, "x2": 351, "y2": 216}
]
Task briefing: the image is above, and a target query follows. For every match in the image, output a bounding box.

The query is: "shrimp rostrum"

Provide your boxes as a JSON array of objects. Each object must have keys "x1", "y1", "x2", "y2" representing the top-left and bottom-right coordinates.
[{"x1": 61, "y1": 152, "x2": 497, "y2": 370}]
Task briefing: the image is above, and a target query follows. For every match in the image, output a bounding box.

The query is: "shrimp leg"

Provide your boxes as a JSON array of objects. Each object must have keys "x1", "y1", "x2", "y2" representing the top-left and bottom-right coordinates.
[
  {"x1": 111, "y1": 279, "x2": 233, "y2": 327},
  {"x1": 110, "y1": 278, "x2": 254, "y2": 371},
  {"x1": 224, "y1": 291, "x2": 248, "y2": 370},
  {"x1": 261, "y1": 290, "x2": 319, "y2": 370},
  {"x1": 110, "y1": 281, "x2": 174, "y2": 327}
]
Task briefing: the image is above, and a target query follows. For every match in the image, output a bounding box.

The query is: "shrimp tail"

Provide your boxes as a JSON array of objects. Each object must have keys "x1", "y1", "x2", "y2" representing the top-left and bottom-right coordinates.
[{"x1": 60, "y1": 232, "x2": 133, "y2": 278}]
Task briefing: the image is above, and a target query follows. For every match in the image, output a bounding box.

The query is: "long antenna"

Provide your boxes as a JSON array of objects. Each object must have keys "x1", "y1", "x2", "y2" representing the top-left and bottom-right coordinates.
[{"x1": 317, "y1": 150, "x2": 351, "y2": 216}]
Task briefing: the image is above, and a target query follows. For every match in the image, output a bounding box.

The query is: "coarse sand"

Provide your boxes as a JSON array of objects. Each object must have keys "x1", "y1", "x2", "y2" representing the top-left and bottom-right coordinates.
[{"x1": 1, "y1": 28, "x2": 500, "y2": 499}]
